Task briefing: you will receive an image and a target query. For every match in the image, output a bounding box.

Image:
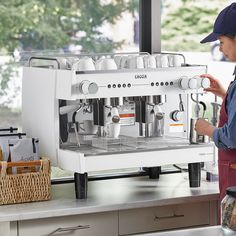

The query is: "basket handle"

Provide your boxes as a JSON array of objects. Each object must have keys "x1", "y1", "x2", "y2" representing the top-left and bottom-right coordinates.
[
  {"x1": 40, "y1": 158, "x2": 51, "y2": 174},
  {"x1": 0, "y1": 161, "x2": 8, "y2": 177},
  {"x1": 0, "y1": 159, "x2": 50, "y2": 176}
]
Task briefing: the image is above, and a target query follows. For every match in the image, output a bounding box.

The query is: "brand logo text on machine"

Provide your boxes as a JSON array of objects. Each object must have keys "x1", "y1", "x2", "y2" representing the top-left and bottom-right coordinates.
[{"x1": 134, "y1": 74, "x2": 147, "y2": 79}]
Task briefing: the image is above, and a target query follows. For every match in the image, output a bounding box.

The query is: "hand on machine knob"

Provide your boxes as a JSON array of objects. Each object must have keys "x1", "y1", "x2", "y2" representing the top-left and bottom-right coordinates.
[
  {"x1": 200, "y1": 74, "x2": 226, "y2": 99},
  {"x1": 194, "y1": 76, "x2": 211, "y2": 89}
]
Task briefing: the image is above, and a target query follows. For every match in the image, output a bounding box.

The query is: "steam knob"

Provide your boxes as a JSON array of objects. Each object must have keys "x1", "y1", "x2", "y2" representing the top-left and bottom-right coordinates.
[
  {"x1": 179, "y1": 76, "x2": 197, "y2": 90},
  {"x1": 195, "y1": 76, "x2": 210, "y2": 89},
  {"x1": 79, "y1": 80, "x2": 98, "y2": 95},
  {"x1": 201, "y1": 77, "x2": 210, "y2": 89}
]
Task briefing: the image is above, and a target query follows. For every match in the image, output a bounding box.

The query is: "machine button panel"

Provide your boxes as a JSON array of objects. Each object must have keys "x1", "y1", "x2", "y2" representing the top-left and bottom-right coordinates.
[{"x1": 106, "y1": 83, "x2": 132, "y2": 88}]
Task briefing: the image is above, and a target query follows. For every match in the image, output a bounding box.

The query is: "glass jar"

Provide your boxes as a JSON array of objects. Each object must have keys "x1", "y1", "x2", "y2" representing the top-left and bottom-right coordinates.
[{"x1": 221, "y1": 186, "x2": 236, "y2": 232}]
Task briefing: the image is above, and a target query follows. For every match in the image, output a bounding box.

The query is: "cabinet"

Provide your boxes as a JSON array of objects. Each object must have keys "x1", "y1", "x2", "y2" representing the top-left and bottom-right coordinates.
[
  {"x1": 18, "y1": 211, "x2": 118, "y2": 236},
  {"x1": 119, "y1": 201, "x2": 218, "y2": 235},
  {"x1": 0, "y1": 222, "x2": 17, "y2": 236},
  {"x1": 10, "y1": 200, "x2": 218, "y2": 236}
]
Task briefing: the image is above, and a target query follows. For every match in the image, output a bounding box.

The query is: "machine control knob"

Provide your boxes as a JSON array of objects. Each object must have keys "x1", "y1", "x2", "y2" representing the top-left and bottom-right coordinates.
[
  {"x1": 201, "y1": 77, "x2": 210, "y2": 89},
  {"x1": 179, "y1": 76, "x2": 197, "y2": 90},
  {"x1": 188, "y1": 78, "x2": 197, "y2": 89},
  {"x1": 195, "y1": 76, "x2": 211, "y2": 89},
  {"x1": 79, "y1": 80, "x2": 98, "y2": 95}
]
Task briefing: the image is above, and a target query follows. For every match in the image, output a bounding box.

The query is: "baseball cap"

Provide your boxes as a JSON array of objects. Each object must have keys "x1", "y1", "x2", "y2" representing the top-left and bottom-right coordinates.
[{"x1": 200, "y1": 3, "x2": 236, "y2": 44}]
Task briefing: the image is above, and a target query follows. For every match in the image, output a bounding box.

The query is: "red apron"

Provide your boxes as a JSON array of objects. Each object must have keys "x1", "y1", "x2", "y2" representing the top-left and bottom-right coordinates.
[{"x1": 218, "y1": 95, "x2": 236, "y2": 202}]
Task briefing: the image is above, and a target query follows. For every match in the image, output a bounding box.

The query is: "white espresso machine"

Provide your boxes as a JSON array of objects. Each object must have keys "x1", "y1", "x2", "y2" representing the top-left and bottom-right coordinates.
[{"x1": 22, "y1": 53, "x2": 214, "y2": 198}]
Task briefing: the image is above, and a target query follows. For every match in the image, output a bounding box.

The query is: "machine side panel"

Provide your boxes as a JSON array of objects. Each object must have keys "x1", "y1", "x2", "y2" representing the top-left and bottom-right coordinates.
[{"x1": 22, "y1": 67, "x2": 59, "y2": 166}]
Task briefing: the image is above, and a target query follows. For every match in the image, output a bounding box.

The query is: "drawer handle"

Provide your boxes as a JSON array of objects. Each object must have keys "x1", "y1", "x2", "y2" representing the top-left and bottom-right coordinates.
[
  {"x1": 154, "y1": 213, "x2": 184, "y2": 221},
  {"x1": 47, "y1": 224, "x2": 90, "y2": 235}
]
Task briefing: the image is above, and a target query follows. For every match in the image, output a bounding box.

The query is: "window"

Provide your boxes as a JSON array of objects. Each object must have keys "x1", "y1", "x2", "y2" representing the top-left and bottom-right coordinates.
[
  {"x1": 161, "y1": 0, "x2": 234, "y2": 116},
  {"x1": 0, "y1": 0, "x2": 139, "y2": 179}
]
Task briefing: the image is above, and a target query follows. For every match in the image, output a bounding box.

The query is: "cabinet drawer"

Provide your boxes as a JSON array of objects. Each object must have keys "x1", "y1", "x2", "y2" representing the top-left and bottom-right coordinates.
[
  {"x1": 19, "y1": 211, "x2": 118, "y2": 236},
  {"x1": 119, "y1": 202, "x2": 210, "y2": 235}
]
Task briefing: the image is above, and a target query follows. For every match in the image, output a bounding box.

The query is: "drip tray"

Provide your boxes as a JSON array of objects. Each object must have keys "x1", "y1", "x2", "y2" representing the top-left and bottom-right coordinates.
[{"x1": 91, "y1": 135, "x2": 190, "y2": 151}]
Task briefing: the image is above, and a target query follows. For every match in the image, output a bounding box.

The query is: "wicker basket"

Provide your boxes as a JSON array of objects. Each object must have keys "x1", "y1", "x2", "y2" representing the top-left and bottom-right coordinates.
[{"x1": 0, "y1": 158, "x2": 51, "y2": 205}]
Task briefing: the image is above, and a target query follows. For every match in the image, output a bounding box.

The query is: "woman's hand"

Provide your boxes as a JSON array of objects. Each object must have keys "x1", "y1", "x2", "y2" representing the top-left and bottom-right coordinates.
[
  {"x1": 195, "y1": 118, "x2": 216, "y2": 138},
  {"x1": 200, "y1": 74, "x2": 226, "y2": 99}
]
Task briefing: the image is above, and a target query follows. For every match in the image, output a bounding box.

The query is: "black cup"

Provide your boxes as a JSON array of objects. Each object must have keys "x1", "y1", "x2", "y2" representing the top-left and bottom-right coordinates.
[
  {"x1": 74, "y1": 172, "x2": 88, "y2": 199},
  {"x1": 188, "y1": 163, "x2": 201, "y2": 187}
]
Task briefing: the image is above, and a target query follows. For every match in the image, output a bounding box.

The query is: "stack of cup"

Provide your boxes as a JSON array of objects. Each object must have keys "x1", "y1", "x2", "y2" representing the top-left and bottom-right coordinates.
[
  {"x1": 143, "y1": 55, "x2": 157, "y2": 68},
  {"x1": 155, "y1": 54, "x2": 169, "y2": 68},
  {"x1": 168, "y1": 54, "x2": 183, "y2": 67},
  {"x1": 95, "y1": 58, "x2": 117, "y2": 70},
  {"x1": 126, "y1": 55, "x2": 144, "y2": 69},
  {"x1": 73, "y1": 57, "x2": 95, "y2": 71}
]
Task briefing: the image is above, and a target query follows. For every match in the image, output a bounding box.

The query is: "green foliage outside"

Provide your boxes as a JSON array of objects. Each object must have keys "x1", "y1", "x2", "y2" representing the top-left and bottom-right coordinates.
[
  {"x1": 161, "y1": 0, "x2": 230, "y2": 52},
  {"x1": 0, "y1": 0, "x2": 139, "y2": 109},
  {"x1": 0, "y1": 0, "x2": 138, "y2": 53}
]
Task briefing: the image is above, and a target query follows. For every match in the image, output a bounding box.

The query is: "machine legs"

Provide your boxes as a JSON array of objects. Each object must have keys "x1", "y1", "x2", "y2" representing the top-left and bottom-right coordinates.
[
  {"x1": 188, "y1": 163, "x2": 201, "y2": 187},
  {"x1": 74, "y1": 172, "x2": 88, "y2": 199}
]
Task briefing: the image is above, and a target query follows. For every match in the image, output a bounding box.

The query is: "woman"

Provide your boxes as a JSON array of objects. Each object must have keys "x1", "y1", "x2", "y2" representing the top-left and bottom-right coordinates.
[{"x1": 195, "y1": 2, "x2": 236, "y2": 202}]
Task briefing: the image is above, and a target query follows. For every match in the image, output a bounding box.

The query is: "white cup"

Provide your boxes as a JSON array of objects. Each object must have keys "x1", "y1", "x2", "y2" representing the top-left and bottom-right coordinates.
[
  {"x1": 96, "y1": 58, "x2": 117, "y2": 70},
  {"x1": 74, "y1": 57, "x2": 95, "y2": 71},
  {"x1": 120, "y1": 56, "x2": 129, "y2": 69},
  {"x1": 143, "y1": 55, "x2": 156, "y2": 68},
  {"x1": 114, "y1": 56, "x2": 123, "y2": 69},
  {"x1": 82, "y1": 120, "x2": 98, "y2": 134},
  {"x1": 57, "y1": 58, "x2": 68, "y2": 69},
  {"x1": 111, "y1": 107, "x2": 119, "y2": 116},
  {"x1": 168, "y1": 55, "x2": 183, "y2": 67},
  {"x1": 155, "y1": 54, "x2": 162, "y2": 68},
  {"x1": 108, "y1": 123, "x2": 120, "y2": 139},
  {"x1": 160, "y1": 54, "x2": 169, "y2": 67},
  {"x1": 127, "y1": 56, "x2": 144, "y2": 69}
]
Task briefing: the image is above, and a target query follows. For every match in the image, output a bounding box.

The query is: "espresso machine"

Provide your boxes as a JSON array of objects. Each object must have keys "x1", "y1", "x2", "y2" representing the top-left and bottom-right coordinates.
[{"x1": 22, "y1": 53, "x2": 214, "y2": 198}]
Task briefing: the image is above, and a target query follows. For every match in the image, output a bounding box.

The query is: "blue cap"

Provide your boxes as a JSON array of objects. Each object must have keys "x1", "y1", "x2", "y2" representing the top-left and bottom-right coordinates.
[{"x1": 200, "y1": 3, "x2": 236, "y2": 44}]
